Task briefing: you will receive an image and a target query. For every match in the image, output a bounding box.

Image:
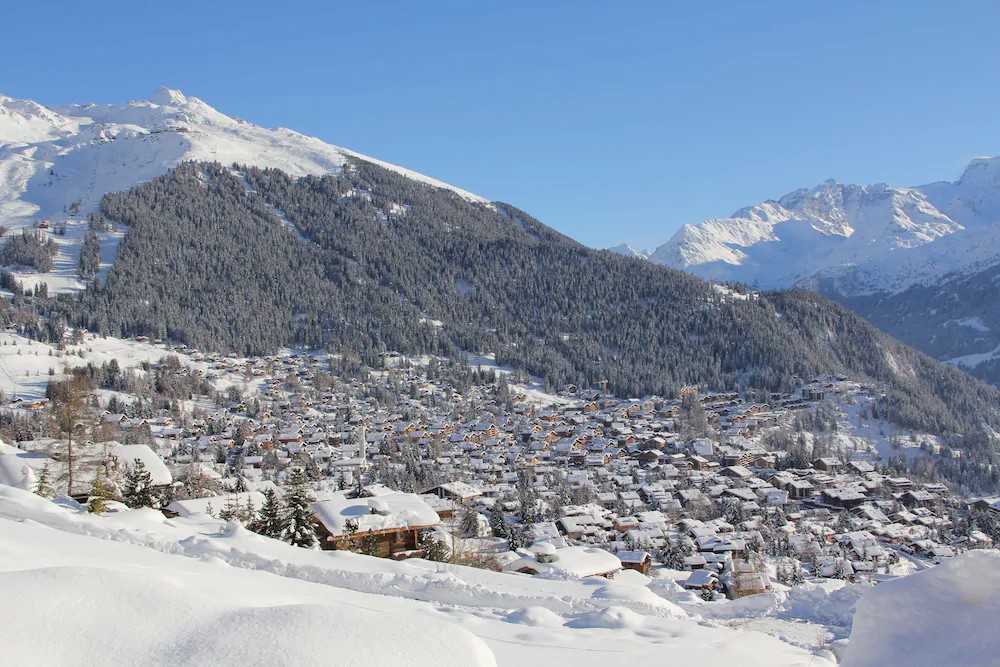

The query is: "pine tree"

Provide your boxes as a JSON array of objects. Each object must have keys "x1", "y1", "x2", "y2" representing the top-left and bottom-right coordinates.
[
  {"x1": 361, "y1": 532, "x2": 380, "y2": 556},
  {"x1": 34, "y1": 463, "x2": 52, "y2": 498},
  {"x1": 282, "y1": 468, "x2": 317, "y2": 548},
  {"x1": 506, "y1": 520, "x2": 523, "y2": 551},
  {"x1": 791, "y1": 561, "x2": 806, "y2": 585},
  {"x1": 459, "y1": 506, "x2": 481, "y2": 537},
  {"x1": 122, "y1": 458, "x2": 154, "y2": 508},
  {"x1": 419, "y1": 529, "x2": 449, "y2": 562},
  {"x1": 218, "y1": 495, "x2": 240, "y2": 521},
  {"x1": 87, "y1": 468, "x2": 110, "y2": 514},
  {"x1": 489, "y1": 509, "x2": 509, "y2": 539},
  {"x1": 251, "y1": 488, "x2": 286, "y2": 538}
]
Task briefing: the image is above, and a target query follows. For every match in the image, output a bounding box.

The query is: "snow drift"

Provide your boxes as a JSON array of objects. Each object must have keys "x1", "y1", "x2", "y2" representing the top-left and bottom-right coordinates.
[{"x1": 842, "y1": 549, "x2": 1000, "y2": 667}]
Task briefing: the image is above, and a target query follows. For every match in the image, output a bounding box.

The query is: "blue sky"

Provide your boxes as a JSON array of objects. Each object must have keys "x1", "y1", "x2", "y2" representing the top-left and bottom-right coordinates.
[{"x1": 4, "y1": 1, "x2": 1000, "y2": 249}]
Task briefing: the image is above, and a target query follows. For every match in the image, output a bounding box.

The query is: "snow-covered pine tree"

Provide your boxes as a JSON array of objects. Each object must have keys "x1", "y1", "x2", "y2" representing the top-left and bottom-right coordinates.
[
  {"x1": 418, "y1": 529, "x2": 449, "y2": 562},
  {"x1": 361, "y1": 532, "x2": 380, "y2": 556},
  {"x1": 122, "y1": 458, "x2": 154, "y2": 508},
  {"x1": 489, "y1": 509, "x2": 509, "y2": 539},
  {"x1": 282, "y1": 468, "x2": 318, "y2": 548},
  {"x1": 34, "y1": 463, "x2": 52, "y2": 498},
  {"x1": 791, "y1": 561, "x2": 806, "y2": 585},
  {"x1": 218, "y1": 495, "x2": 240, "y2": 521},
  {"x1": 87, "y1": 468, "x2": 110, "y2": 514},
  {"x1": 459, "y1": 506, "x2": 481, "y2": 537},
  {"x1": 251, "y1": 488, "x2": 286, "y2": 538},
  {"x1": 506, "y1": 520, "x2": 523, "y2": 551}
]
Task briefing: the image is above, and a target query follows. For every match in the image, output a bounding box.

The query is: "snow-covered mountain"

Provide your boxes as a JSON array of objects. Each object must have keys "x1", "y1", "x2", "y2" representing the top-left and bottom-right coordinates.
[
  {"x1": 648, "y1": 158, "x2": 1000, "y2": 296},
  {"x1": 644, "y1": 159, "x2": 1000, "y2": 385},
  {"x1": 607, "y1": 243, "x2": 650, "y2": 260},
  {"x1": 0, "y1": 87, "x2": 487, "y2": 292}
]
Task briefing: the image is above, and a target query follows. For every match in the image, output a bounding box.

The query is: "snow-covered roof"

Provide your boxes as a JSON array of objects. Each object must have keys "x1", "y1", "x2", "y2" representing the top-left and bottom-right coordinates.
[
  {"x1": 111, "y1": 444, "x2": 172, "y2": 486},
  {"x1": 311, "y1": 492, "x2": 439, "y2": 536},
  {"x1": 504, "y1": 545, "x2": 622, "y2": 579},
  {"x1": 684, "y1": 570, "x2": 717, "y2": 588}
]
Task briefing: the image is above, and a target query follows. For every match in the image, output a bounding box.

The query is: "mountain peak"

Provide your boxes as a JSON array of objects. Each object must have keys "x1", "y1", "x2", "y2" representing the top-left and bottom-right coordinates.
[
  {"x1": 148, "y1": 86, "x2": 189, "y2": 107},
  {"x1": 958, "y1": 155, "x2": 1000, "y2": 185}
]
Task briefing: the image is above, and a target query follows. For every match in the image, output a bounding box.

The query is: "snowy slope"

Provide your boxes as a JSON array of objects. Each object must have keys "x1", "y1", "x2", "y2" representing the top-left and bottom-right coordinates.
[
  {"x1": 648, "y1": 159, "x2": 1000, "y2": 295},
  {"x1": 841, "y1": 550, "x2": 1000, "y2": 667},
  {"x1": 0, "y1": 87, "x2": 488, "y2": 293},
  {"x1": 0, "y1": 484, "x2": 830, "y2": 667}
]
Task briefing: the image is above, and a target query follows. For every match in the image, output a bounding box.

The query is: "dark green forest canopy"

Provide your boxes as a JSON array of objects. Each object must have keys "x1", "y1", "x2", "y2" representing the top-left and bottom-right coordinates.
[{"x1": 61, "y1": 159, "x2": 999, "y2": 438}]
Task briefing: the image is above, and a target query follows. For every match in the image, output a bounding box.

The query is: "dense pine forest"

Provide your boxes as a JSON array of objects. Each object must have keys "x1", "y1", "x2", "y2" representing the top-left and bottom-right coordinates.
[{"x1": 45, "y1": 159, "x2": 999, "y2": 439}]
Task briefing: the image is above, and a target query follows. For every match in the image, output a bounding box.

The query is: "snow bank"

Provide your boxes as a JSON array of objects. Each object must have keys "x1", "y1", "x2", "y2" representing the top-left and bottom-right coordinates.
[
  {"x1": 842, "y1": 550, "x2": 1000, "y2": 667},
  {"x1": 0, "y1": 520, "x2": 495, "y2": 667},
  {"x1": 0, "y1": 486, "x2": 828, "y2": 666}
]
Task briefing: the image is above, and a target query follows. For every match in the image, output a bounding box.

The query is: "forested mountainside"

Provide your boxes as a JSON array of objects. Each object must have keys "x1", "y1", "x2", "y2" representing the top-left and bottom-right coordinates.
[
  {"x1": 833, "y1": 266, "x2": 1000, "y2": 387},
  {"x1": 56, "y1": 160, "x2": 999, "y2": 437}
]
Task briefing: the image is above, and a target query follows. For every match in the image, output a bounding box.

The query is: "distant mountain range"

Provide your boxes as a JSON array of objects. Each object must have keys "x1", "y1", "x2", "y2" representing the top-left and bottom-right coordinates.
[{"x1": 640, "y1": 160, "x2": 1000, "y2": 385}]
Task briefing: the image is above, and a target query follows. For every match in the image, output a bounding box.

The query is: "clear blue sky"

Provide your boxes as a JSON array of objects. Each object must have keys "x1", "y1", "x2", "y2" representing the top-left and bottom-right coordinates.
[{"x1": 5, "y1": 1, "x2": 1000, "y2": 249}]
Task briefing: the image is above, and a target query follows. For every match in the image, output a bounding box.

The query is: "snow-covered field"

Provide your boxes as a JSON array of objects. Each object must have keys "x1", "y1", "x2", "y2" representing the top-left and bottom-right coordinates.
[
  {"x1": 0, "y1": 484, "x2": 833, "y2": 666},
  {"x1": 2, "y1": 482, "x2": 995, "y2": 666}
]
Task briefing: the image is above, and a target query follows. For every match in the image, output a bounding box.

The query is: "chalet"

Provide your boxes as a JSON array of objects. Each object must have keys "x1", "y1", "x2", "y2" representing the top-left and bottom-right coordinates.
[
  {"x1": 813, "y1": 457, "x2": 842, "y2": 472},
  {"x1": 847, "y1": 460, "x2": 876, "y2": 475},
  {"x1": 504, "y1": 542, "x2": 622, "y2": 579},
  {"x1": 111, "y1": 444, "x2": 173, "y2": 487},
  {"x1": 311, "y1": 493, "x2": 440, "y2": 558},
  {"x1": 682, "y1": 569, "x2": 718, "y2": 590},
  {"x1": 822, "y1": 488, "x2": 867, "y2": 509},
  {"x1": 901, "y1": 489, "x2": 937, "y2": 508},
  {"x1": 728, "y1": 559, "x2": 770, "y2": 599},
  {"x1": 617, "y1": 550, "x2": 652, "y2": 575},
  {"x1": 787, "y1": 479, "x2": 814, "y2": 500},
  {"x1": 422, "y1": 481, "x2": 483, "y2": 503}
]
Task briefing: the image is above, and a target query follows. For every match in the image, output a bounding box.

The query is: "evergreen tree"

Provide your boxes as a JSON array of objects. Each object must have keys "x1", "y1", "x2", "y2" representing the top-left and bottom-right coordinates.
[
  {"x1": 361, "y1": 532, "x2": 380, "y2": 556},
  {"x1": 506, "y1": 520, "x2": 523, "y2": 551},
  {"x1": 218, "y1": 495, "x2": 240, "y2": 521},
  {"x1": 418, "y1": 529, "x2": 449, "y2": 562},
  {"x1": 489, "y1": 509, "x2": 509, "y2": 539},
  {"x1": 78, "y1": 230, "x2": 101, "y2": 279},
  {"x1": 34, "y1": 463, "x2": 52, "y2": 499},
  {"x1": 122, "y1": 458, "x2": 155, "y2": 508},
  {"x1": 282, "y1": 468, "x2": 317, "y2": 548},
  {"x1": 459, "y1": 506, "x2": 482, "y2": 537},
  {"x1": 87, "y1": 467, "x2": 110, "y2": 514},
  {"x1": 251, "y1": 488, "x2": 286, "y2": 539}
]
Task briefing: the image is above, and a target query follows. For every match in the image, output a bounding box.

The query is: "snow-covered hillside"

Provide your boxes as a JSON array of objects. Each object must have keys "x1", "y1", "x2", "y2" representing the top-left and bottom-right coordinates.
[
  {"x1": 647, "y1": 159, "x2": 1000, "y2": 296},
  {"x1": 0, "y1": 485, "x2": 831, "y2": 667},
  {"x1": 0, "y1": 87, "x2": 488, "y2": 293}
]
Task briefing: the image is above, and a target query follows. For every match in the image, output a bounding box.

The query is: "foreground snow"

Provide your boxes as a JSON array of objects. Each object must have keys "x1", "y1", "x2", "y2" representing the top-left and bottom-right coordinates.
[
  {"x1": 0, "y1": 485, "x2": 828, "y2": 666},
  {"x1": 0, "y1": 519, "x2": 494, "y2": 667},
  {"x1": 842, "y1": 549, "x2": 1000, "y2": 667}
]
